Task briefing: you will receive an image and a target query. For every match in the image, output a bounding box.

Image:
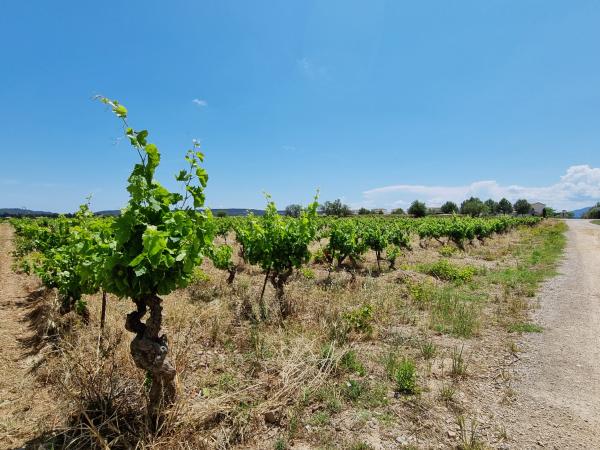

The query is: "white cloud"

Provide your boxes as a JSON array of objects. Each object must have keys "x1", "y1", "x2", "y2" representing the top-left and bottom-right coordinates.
[
  {"x1": 192, "y1": 98, "x2": 207, "y2": 107},
  {"x1": 297, "y1": 57, "x2": 329, "y2": 80},
  {"x1": 359, "y1": 165, "x2": 600, "y2": 211},
  {"x1": 282, "y1": 145, "x2": 297, "y2": 152}
]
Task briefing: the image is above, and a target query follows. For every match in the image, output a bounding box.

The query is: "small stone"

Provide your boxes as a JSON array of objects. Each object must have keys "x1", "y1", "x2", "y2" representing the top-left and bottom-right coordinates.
[
  {"x1": 264, "y1": 410, "x2": 280, "y2": 424},
  {"x1": 448, "y1": 430, "x2": 457, "y2": 438},
  {"x1": 396, "y1": 436, "x2": 409, "y2": 445}
]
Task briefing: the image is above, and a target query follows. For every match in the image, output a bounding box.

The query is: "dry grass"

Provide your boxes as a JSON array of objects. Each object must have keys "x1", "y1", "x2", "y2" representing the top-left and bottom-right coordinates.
[{"x1": 3, "y1": 221, "x2": 566, "y2": 449}]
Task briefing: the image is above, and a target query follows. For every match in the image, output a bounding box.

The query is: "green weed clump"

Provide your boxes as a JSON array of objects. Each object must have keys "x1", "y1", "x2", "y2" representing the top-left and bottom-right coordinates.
[
  {"x1": 340, "y1": 349, "x2": 366, "y2": 376},
  {"x1": 394, "y1": 358, "x2": 419, "y2": 395},
  {"x1": 299, "y1": 267, "x2": 315, "y2": 279},
  {"x1": 420, "y1": 340, "x2": 437, "y2": 360},
  {"x1": 344, "y1": 304, "x2": 374, "y2": 334},
  {"x1": 439, "y1": 245, "x2": 457, "y2": 257},
  {"x1": 422, "y1": 259, "x2": 476, "y2": 283},
  {"x1": 384, "y1": 351, "x2": 419, "y2": 395}
]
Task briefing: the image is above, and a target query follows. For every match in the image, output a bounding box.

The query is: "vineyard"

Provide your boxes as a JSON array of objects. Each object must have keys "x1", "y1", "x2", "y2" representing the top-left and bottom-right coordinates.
[{"x1": 1, "y1": 99, "x2": 560, "y2": 449}]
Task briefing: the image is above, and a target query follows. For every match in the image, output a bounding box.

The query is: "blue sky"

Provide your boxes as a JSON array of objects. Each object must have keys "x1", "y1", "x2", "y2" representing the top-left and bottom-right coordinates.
[{"x1": 1, "y1": 0, "x2": 600, "y2": 212}]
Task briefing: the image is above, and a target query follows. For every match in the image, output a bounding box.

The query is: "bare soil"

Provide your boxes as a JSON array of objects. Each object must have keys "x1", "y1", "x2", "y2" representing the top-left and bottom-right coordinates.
[
  {"x1": 0, "y1": 224, "x2": 57, "y2": 449},
  {"x1": 498, "y1": 220, "x2": 600, "y2": 449}
]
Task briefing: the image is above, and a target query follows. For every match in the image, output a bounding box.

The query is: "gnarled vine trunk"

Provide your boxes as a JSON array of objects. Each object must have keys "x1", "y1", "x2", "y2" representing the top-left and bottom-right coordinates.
[
  {"x1": 125, "y1": 295, "x2": 176, "y2": 415},
  {"x1": 227, "y1": 267, "x2": 236, "y2": 284},
  {"x1": 270, "y1": 268, "x2": 293, "y2": 319}
]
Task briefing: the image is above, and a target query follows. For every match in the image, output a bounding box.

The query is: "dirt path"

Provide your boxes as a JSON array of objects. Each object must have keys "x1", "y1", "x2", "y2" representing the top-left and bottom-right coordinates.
[
  {"x1": 0, "y1": 223, "x2": 56, "y2": 449},
  {"x1": 501, "y1": 220, "x2": 600, "y2": 448}
]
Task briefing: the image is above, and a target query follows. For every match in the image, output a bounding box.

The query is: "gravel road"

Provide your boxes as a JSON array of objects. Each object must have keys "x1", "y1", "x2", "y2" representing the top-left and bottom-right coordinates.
[{"x1": 503, "y1": 219, "x2": 600, "y2": 448}]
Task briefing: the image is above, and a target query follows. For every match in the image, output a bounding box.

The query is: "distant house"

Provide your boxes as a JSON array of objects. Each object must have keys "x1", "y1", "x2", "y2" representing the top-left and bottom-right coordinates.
[
  {"x1": 530, "y1": 202, "x2": 546, "y2": 216},
  {"x1": 371, "y1": 208, "x2": 387, "y2": 215}
]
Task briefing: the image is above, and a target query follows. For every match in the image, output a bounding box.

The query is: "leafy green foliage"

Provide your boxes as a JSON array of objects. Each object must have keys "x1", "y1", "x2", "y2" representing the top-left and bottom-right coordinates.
[
  {"x1": 324, "y1": 219, "x2": 368, "y2": 267},
  {"x1": 236, "y1": 195, "x2": 319, "y2": 317},
  {"x1": 209, "y1": 244, "x2": 236, "y2": 283},
  {"x1": 97, "y1": 97, "x2": 213, "y2": 299},
  {"x1": 237, "y1": 196, "x2": 318, "y2": 275}
]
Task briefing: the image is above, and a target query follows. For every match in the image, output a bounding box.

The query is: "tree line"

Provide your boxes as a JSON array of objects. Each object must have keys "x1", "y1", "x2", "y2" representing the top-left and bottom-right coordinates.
[{"x1": 292, "y1": 197, "x2": 543, "y2": 218}]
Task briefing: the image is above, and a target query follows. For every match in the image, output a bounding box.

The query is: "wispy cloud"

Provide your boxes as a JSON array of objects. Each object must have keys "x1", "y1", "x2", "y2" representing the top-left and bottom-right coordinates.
[
  {"x1": 192, "y1": 98, "x2": 207, "y2": 107},
  {"x1": 297, "y1": 57, "x2": 329, "y2": 80},
  {"x1": 359, "y1": 165, "x2": 600, "y2": 211},
  {"x1": 282, "y1": 145, "x2": 297, "y2": 152}
]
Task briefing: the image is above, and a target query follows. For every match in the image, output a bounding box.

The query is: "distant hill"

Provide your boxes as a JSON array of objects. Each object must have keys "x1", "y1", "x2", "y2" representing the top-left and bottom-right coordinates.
[
  {"x1": 92, "y1": 208, "x2": 277, "y2": 217},
  {"x1": 212, "y1": 208, "x2": 281, "y2": 216},
  {"x1": 572, "y1": 206, "x2": 592, "y2": 218},
  {"x1": 94, "y1": 210, "x2": 121, "y2": 217},
  {"x1": 93, "y1": 208, "x2": 278, "y2": 217},
  {"x1": 0, "y1": 208, "x2": 58, "y2": 217},
  {"x1": 0, "y1": 207, "x2": 279, "y2": 218}
]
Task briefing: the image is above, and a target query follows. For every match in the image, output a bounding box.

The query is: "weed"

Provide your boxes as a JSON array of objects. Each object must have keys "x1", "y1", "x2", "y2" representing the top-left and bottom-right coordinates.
[
  {"x1": 287, "y1": 410, "x2": 300, "y2": 438},
  {"x1": 439, "y1": 245, "x2": 456, "y2": 257},
  {"x1": 420, "y1": 340, "x2": 437, "y2": 360},
  {"x1": 314, "y1": 384, "x2": 343, "y2": 413},
  {"x1": 300, "y1": 267, "x2": 315, "y2": 279},
  {"x1": 191, "y1": 267, "x2": 210, "y2": 283},
  {"x1": 363, "y1": 382, "x2": 389, "y2": 408},
  {"x1": 249, "y1": 325, "x2": 271, "y2": 361},
  {"x1": 508, "y1": 322, "x2": 543, "y2": 333},
  {"x1": 348, "y1": 442, "x2": 373, "y2": 450},
  {"x1": 421, "y1": 259, "x2": 476, "y2": 283},
  {"x1": 312, "y1": 247, "x2": 327, "y2": 264},
  {"x1": 344, "y1": 304, "x2": 374, "y2": 335},
  {"x1": 430, "y1": 289, "x2": 479, "y2": 338},
  {"x1": 319, "y1": 342, "x2": 337, "y2": 371},
  {"x1": 508, "y1": 341, "x2": 521, "y2": 354},
  {"x1": 451, "y1": 345, "x2": 468, "y2": 377},
  {"x1": 343, "y1": 379, "x2": 366, "y2": 402},
  {"x1": 309, "y1": 410, "x2": 331, "y2": 426},
  {"x1": 439, "y1": 383, "x2": 456, "y2": 403},
  {"x1": 383, "y1": 350, "x2": 400, "y2": 379},
  {"x1": 457, "y1": 415, "x2": 484, "y2": 450},
  {"x1": 394, "y1": 358, "x2": 419, "y2": 395},
  {"x1": 340, "y1": 349, "x2": 366, "y2": 376},
  {"x1": 406, "y1": 280, "x2": 432, "y2": 310},
  {"x1": 274, "y1": 437, "x2": 287, "y2": 450}
]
